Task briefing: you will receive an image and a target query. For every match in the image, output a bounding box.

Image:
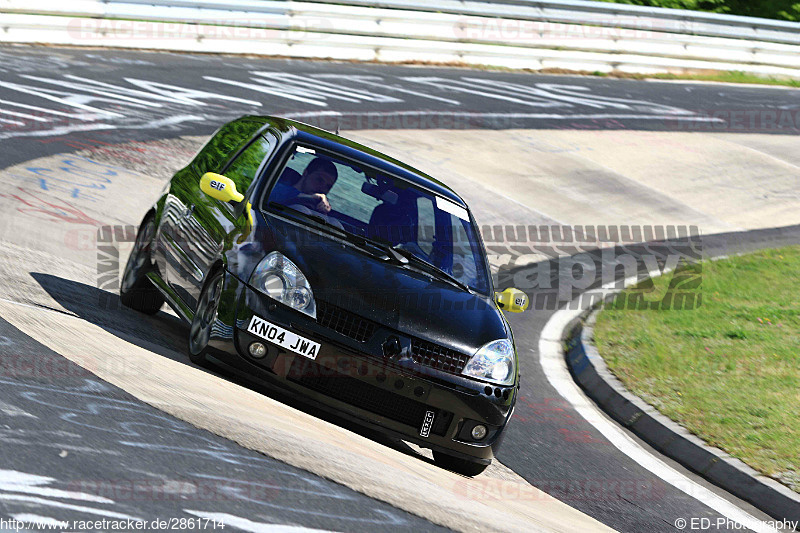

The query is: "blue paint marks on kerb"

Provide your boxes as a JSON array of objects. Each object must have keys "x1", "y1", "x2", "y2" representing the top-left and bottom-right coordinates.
[{"x1": 21, "y1": 156, "x2": 131, "y2": 202}]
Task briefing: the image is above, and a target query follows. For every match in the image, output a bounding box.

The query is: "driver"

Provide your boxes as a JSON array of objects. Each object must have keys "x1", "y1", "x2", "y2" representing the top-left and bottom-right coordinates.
[{"x1": 272, "y1": 157, "x2": 338, "y2": 214}]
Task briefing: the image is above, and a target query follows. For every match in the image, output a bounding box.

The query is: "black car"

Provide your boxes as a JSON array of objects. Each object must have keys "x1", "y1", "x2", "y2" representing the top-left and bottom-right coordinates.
[{"x1": 121, "y1": 116, "x2": 529, "y2": 475}]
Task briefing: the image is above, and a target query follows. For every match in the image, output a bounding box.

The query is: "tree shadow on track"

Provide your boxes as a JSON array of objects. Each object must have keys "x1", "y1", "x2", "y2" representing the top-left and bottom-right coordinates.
[{"x1": 30, "y1": 272, "x2": 435, "y2": 469}]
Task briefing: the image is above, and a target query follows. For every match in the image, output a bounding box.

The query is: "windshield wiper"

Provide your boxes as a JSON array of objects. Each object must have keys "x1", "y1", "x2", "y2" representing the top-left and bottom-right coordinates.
[
  {"x1": 390, "y1": 244, "x2": 472, "y2": 293},
  {"x1": 269, "y1": 202, "x2": 471, "y2": 291}
]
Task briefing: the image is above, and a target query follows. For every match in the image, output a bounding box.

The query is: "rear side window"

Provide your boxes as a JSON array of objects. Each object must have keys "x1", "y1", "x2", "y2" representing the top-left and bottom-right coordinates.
[{"x1": 192, "y1": 119, "x2": 263, "y2": 176}]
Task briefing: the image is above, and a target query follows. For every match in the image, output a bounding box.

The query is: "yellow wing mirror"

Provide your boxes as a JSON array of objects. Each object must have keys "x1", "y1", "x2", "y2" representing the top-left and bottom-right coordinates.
[
  {"x1": 495, "y1": 288, "x2": 529, "y2": 313},
  {"x1": 200, "y1": 172, "x2": 244, "y2": 204}
]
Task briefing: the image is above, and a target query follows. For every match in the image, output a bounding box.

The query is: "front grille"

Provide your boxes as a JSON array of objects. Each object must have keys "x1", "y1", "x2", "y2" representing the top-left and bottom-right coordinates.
[
  {"x1": 411, "y1": 338, "x2": 471, "y2": 375},
  {"x1": 287, "y1": 358, "x2": 450, "y2": 435},
  {"x1": 316, "y1": 300, "x2": 378, "y2": 343}
]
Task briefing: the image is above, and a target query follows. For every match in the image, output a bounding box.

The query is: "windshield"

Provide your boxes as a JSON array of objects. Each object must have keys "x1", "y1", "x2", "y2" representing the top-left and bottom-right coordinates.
[{"x1": 263, "y1": 144, "x2": 491, "y2": 294}]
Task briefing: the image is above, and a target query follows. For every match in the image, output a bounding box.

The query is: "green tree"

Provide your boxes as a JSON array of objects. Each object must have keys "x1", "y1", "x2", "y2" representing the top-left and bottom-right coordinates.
[{"x1": 598, "y1": 0, "x2": 800, "y2": 21}]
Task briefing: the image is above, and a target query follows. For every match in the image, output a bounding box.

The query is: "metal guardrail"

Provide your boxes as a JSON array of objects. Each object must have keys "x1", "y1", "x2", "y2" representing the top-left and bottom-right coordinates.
[{"x1": 1, "y1": 0, "x2": 799, "y2": 78}]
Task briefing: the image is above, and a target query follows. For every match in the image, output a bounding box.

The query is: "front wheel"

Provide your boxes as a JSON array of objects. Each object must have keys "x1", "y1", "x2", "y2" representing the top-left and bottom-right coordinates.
[
  {"x1": 432, "y1": 451, "x2": 489, "y2": 477},
  {"x1": 187, "y1": 270, "x2": 224, "y2": 367},
  {"x1": 120, "y1": 216, "x2": 164, "y2": 315}
]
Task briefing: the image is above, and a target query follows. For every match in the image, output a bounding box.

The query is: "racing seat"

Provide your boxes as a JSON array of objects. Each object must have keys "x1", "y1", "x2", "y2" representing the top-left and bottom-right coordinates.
[{"x1": 368, "y1": 194, "x2": 417, "y2": 246}]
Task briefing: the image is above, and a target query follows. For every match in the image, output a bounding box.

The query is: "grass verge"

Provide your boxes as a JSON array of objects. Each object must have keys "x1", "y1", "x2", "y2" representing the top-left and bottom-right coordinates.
[
  {"x1": 594, "y1": 245, "x2": 800, "y2": 492},
  {"x1": 620, "y1": 70, "x2": 800, "y2": 88}
]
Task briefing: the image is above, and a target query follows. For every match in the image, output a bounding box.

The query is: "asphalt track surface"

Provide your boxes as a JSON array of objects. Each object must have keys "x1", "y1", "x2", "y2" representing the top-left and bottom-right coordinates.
[
  {"x1": 0, "y1": 315, "x2": 447, "y2": 532},
  {"x1": 1, "y1": 44, "x2": 798, "y2": 532},
  {"x1": 2, "y1": 44, "x2": 800, "y2": 166}
]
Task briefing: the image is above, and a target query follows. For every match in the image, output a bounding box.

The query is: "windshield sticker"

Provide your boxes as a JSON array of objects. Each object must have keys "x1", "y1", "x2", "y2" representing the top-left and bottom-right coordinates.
[
  {"x1": 436, "y1": 197, "x2": 469, "y2": 221},
  {"x1": 296, "y1": 146, "x2": 316, "y2": 154}
]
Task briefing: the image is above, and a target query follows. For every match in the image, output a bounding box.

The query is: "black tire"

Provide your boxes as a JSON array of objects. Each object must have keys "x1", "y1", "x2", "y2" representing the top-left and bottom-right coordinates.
[
  {"x1": 187, "y1": 270, "x2": 224, "y2": 367},
  {"x1": 120, "y1": 216, "x2": 164, "y2": 315},
  {"x1": 432, "y1": 451, "x2": 489, "y2": 477}
]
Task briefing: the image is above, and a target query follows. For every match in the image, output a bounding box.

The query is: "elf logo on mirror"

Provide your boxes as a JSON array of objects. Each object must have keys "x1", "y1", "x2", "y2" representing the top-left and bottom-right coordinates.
[{"x1": 210, "y1": 180, "x2": 225, "y2": 191}]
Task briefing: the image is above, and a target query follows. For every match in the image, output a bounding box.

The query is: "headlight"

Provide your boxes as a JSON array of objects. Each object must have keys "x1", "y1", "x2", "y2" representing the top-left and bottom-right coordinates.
[
  {"x1": 249, "y1": 252, "x2": 316, "y2": 319},
  {"x1": 462, "y1": 339, "x2": 516, "y2": 386}
]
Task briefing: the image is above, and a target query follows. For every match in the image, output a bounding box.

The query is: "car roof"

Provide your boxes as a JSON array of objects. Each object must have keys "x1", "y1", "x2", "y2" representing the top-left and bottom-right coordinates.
[{"x1": 242, "y1": 115, "x2": 468, "y2": 207}]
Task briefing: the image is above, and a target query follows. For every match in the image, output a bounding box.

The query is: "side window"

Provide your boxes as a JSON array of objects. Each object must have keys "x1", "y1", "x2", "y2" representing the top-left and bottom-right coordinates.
[
  {"x1": 417, "y1": 197, "x2": 435, "y2": 255},
  {"x1": 223, "y1": 135, "x2": 274, "y2": 193},
  {"x1": 192, "y1": 120, "x2": 263, "y2": 176},
  {"x1": 284, "y1": 151, "x2": 316, "y2": 175}
]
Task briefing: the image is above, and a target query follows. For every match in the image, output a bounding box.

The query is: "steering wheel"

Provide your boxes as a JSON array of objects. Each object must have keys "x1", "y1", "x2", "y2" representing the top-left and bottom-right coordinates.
[
  {"x1": 289, "y1": 195, "x2": 324, "y2": 211},
  {"x1": 287, "y1": 200, "x2": 345, "y2": 230}
]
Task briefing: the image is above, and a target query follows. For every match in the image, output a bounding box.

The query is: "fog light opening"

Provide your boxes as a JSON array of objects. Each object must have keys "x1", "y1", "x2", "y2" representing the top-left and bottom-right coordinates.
[
  {"x1": 471, "y1": 424, "x2": 488, "y2": 441},
  {"x1": 249, "y1": 342, "x2": 267, "y2": 358}
]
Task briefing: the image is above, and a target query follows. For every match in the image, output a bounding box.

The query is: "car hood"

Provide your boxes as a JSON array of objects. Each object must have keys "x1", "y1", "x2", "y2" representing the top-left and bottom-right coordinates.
[{"x1": 243, "y1": 213, "x2": 507, "y2": 354}]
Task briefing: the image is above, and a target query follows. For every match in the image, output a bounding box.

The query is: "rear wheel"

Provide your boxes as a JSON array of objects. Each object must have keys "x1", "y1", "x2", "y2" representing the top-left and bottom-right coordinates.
[
  {"x1": 187, "y1": 270, "x2": 224, "y2": 367},
  {"x1": 120, "y1": 216, "x2": 164, "y2": 315},
  {"x1": 432, "y1": 451, "x2": 489, "y2": 477}
]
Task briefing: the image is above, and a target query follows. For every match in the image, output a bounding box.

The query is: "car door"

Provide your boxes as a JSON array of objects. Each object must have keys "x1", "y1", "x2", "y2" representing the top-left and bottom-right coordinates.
[
  {"x1": 158, "y1": 165, "x2": 196, "y2": 310},
  {"x1": 177, "y1": 132, "x2": 277, "y2": 309},
  {"x1": 160, "y1": 118, "x2": 265, "y2": 309}
]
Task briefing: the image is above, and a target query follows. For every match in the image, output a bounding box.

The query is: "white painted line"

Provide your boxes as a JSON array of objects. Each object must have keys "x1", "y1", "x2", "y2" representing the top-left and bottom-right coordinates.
[
  {"x1": 252, "y1": 72, "x2": 398, "y2": 103},
  {"x1": 185, "y1": 511, "x2": 336, "y2": 533},
  {"x1": 0, "y1": 79, "x2": 124, "y2": 118},
  {"x1": 0, "y1": 400, "x2": 38, "y2": 418},
  {"x1": 0, "y1": 98, "x2": 82, "y2": 118},
  {"x1": 0, "y1": 493, "x2": 138, "y2": 519},
  {"x1": 291, "y1": 110, "x2": 725, "y2": 123},
  {"x1": 311, "y1": 74, "x2": 463, "y2": 105},
  {"x1": 0, "y1": 122, "x2": 116, "y2": 141},
  {"x1": 204, "y1": 76, "x2": 329, "y2": 107},
  {"x1": 0, "y1": 470, "x2": 113, "y2": 504},
  {"x1": 138, "y1": 115, "x2": 206, "y2": 129},
  {"x1": 123, "y1": 77, "x2": 263, "y2": 107},
  {"x1": 0, "y1": 114, "x2": 206, "y2": 141},
  {"x1": 0, "y1": 109, "x2": 48, "y2": 122},
  {"x1": 0, "y1": 470, "x2": 141, "y2": 520},
  {"x1": 12, "y1": 514, "x2": 69, "y2": 528},
  {"x1": 537, "y1": 277, "x2": 780, "y2": 533},
  {"x1": 402, "y1": 77, "x2": 563, "y2": 107},
  {"x1": 21, "y1": 75, "x2": 166, "y2": 109}
]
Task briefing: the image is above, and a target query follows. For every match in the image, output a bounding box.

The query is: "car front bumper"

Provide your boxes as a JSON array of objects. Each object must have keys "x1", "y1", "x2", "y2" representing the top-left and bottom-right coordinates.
[{"x1": 208, "y1": 271, "x2": 517, "y2": 464}]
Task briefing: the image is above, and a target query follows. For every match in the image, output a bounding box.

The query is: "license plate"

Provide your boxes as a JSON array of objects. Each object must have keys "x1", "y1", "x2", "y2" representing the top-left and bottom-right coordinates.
[{"x1": 247, "y1": 316, "x2": 320, "y2": 360}]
